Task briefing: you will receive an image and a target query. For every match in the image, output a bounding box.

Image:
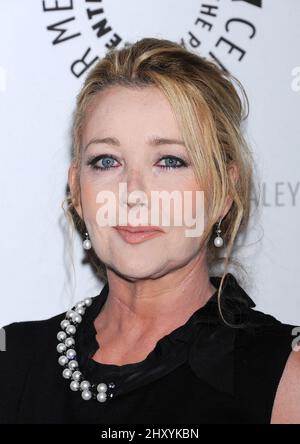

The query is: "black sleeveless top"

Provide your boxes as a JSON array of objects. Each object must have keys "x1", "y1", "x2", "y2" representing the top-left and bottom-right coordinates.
[{"x1": 0, "y1": 273, "x2": 296, "y2": 424}]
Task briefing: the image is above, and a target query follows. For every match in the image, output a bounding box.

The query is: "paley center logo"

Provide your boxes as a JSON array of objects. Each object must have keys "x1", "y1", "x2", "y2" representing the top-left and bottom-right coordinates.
[
  {"x1": 41, "y1": 0, "x2": 262, "y2": 77},
  {"x1": 94, "y1": 183, "x2": 205, "y2": 238}
]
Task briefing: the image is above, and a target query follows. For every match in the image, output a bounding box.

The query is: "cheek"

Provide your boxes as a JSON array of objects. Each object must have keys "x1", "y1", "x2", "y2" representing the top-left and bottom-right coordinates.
[
  {"x1": 159, "y1": 187, "x2": 204, "y2": 231},
  {"x1": 79, "y1": 171, "x2": 118, "y2": 216},
  {"x1": 182, "y1": 179, "x2": 206, "y2": 228},
  {"x1": 79, "y1": 178, "x2": 100, "y2": 220},
  {"x1": 81, "y1": 183, "x2": 127, "y2": 235}
]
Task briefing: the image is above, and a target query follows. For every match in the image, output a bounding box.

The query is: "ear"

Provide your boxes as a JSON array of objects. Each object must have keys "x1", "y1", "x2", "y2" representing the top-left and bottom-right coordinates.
[
  {"x1": 68, "y1": 164, "x2": 83, "y2": 219},
  {"x1": 222, "y1": 162, "x2": 239, "y2": 219}
]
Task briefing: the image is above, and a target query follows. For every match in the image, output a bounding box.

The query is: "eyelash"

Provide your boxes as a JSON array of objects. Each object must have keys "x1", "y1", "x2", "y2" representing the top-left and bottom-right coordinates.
[{"x1": 86, "y1": 154, "x2": 188, "y2": 171}]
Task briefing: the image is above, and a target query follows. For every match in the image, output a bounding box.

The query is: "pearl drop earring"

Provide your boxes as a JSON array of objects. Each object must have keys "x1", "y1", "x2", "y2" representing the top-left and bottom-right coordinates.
[
  {"x1": 214, "y1": 220, "x2": 224, "y2": 248},
  {"x1": 83, "y1": 232, "x2": 92, "y2": 250}
]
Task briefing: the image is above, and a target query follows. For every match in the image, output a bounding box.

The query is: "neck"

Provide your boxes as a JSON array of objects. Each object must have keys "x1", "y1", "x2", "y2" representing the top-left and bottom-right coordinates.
[{"x1": 94, "y1": 253, "x2": 217, "y2": 341}]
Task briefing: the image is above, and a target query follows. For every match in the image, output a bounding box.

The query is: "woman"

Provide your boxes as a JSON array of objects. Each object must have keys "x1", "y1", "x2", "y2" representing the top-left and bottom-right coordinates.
[{"x1": 1, "y1": 37, "x2": 299, "y2": 424}]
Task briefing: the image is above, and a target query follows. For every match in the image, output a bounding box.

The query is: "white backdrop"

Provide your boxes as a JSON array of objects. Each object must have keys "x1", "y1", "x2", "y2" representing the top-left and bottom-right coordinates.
[{"x1": 0, "y1": 0, "x2": 299, "y2": 327}]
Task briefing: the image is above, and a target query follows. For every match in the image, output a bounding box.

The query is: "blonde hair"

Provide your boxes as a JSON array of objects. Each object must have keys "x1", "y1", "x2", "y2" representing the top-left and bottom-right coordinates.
[{"x1": 62, "y1": 37, "x2": 255, "y2": 325}]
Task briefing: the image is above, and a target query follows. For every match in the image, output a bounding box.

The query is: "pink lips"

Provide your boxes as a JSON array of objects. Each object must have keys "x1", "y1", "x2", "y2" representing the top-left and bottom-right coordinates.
[{"x1": 114, "y1": 225, "x2": 164, "y2": 244}]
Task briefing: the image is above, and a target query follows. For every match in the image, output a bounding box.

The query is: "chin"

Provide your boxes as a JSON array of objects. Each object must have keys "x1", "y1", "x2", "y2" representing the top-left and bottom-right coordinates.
[{"x1": 108, "y1": 260, "x2": 165, "y2": 281}]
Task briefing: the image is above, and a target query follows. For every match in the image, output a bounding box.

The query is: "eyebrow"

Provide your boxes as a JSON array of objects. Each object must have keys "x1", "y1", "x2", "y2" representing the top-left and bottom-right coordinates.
[{"x1": 84, "y1": 136, "x2": 186, "y2": 152}]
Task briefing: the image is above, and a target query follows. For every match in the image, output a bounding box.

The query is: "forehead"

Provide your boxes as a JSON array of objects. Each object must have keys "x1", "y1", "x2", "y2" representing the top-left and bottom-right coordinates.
[{"x1": 82, "y1": 85, "x2": 180, "y2": 140}]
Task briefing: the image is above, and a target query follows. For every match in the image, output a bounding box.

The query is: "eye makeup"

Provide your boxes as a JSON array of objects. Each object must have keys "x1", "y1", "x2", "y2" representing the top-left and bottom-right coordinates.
[{"x1": 86, "y1": 153, "x2": 189, "y2": 172}]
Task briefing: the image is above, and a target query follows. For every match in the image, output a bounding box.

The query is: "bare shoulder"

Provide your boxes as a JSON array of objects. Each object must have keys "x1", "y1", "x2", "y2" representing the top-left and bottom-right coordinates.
[{"x1": 271, "y1": 348, "x2": 300, "y2": 424}]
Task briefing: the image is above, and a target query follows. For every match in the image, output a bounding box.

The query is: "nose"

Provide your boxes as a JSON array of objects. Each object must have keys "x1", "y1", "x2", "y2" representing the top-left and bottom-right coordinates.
[{"x1": 122, "y1": 167, "x2": 149, "y2": 209}]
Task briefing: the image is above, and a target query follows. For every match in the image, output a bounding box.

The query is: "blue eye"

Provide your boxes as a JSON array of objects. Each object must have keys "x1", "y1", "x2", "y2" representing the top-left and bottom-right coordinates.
[
  {"x1": 87, "y1": 154, "x2": 119, "y2": 171},
  {"x1": 86, "y1": 154, "x2": 188, "y2": 171},
  {"x1": 157, "y1": 156, "x2": 187, "y2": 170}
]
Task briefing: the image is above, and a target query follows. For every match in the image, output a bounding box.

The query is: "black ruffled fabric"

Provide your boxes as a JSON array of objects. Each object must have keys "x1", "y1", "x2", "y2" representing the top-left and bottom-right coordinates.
[{"x1": 75, "y1": 273, "x2": 256, "y2": 398}]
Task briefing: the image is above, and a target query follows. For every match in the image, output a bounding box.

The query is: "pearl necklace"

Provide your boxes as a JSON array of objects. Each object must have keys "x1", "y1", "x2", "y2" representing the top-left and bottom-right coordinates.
[{"x1": 56, "y1": 296, "x2": 115, "y2": 402}]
